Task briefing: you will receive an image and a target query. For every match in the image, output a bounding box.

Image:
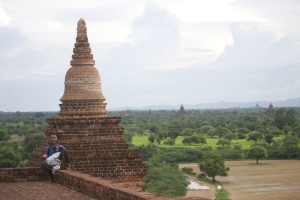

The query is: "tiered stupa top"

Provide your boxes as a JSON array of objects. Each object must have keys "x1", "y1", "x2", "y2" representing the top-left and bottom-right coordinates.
[{"x1": 59, "y1": 18, "x2": 107, "y2": 117}]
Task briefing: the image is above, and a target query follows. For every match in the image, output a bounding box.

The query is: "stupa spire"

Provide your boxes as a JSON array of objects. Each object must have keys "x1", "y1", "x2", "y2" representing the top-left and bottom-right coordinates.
[{"x1": 70, "y1": 18, "x2": 95, "y2": 66}]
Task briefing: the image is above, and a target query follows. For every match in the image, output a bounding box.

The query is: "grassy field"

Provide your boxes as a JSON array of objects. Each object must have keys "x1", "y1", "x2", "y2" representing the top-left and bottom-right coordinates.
[{"x1": 132, "y1": 135, "x2": 285, "y2": 149}]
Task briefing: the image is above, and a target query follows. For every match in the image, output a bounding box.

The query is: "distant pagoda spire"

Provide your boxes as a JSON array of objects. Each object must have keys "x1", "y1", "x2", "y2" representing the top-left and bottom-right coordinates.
[
  {"x1": 264, "y1": 102, "x2": 275, "y2": 116},
  {"x1": 178, "y1": 103, "x2": 186, "y2": 118}
]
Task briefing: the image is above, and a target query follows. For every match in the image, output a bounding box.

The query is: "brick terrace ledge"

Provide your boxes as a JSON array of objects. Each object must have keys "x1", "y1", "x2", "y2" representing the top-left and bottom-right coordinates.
[{"x1": 0, "y1": 168, "x2": 210, "y2": 200}]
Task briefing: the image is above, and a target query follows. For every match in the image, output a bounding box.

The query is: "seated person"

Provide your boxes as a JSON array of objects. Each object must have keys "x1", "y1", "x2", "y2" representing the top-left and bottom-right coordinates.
[{"x1": 41, "y1": 133, "x2": 69, "y2": 182}]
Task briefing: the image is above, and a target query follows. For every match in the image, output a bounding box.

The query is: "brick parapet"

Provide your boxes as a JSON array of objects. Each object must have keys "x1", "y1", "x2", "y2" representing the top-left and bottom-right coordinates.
[
  {"x1": 0, "y1": 167, "x2": 47, "y2": 182},
  {"x1": 56, "y1": 170, "x2": 209, "y2": 200},
  {"x1": 0, "y1": 168, "x2": 209, "y2": 199}
]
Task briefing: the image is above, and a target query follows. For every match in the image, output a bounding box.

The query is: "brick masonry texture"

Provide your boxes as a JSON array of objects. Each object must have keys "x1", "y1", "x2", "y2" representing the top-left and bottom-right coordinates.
[
  {"x1": 28, "y1": 18, "x2": 147, "y2": 186},
  {"x1": 0, "y1": 167, "x2": 47, "y2": 182},
  {"x1": 55, "y1": 170, "x2": 209, "y2": 200}
]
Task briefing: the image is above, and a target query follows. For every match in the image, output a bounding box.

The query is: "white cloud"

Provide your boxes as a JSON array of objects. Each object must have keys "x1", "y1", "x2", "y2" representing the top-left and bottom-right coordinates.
[
  {"x1": 212, "y1": 22, "x2": 300, "y2": 70},
  {"x1": 102, "y1": 3, "x2": 180, "y2": 73},
  {"x1": 0, "y1": 1, "x2": 10, "y2": 26},
  {"x1": 233, "y1": 0, "x2": 300, "y2": 36}
]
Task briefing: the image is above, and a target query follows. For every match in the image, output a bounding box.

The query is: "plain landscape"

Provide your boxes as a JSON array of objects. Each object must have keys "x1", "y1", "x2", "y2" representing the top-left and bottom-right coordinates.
[{"x1": 180, "y1": 160, "x2": 300, "y2": 200}]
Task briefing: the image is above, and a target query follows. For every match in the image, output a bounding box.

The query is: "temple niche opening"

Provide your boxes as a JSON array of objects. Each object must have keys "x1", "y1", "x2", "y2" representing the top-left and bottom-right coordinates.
[{"x1": 28, "y1": 18, "x2": 147, "y2": 186}]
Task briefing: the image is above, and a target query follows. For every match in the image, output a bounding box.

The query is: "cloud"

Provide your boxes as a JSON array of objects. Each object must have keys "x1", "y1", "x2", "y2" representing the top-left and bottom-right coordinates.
[
  {"x1": 232, "y1": 0, "x2": 300, "y2": 35},
  {"x1": 103, "y1": 3, "x2": 180, "y2": 73},
  {"x1": 202, "y1": 21, "x2": 300, "y2": 103},
  {"x1": 0, "y1": 26, "x2": 25, "y2": 55},
  {"x1": 0, "y1": 26, "x2": 71, "y2": 80},
  {"x1": 0, "y1": 1, "x2": 10, "y2": 26},
  {"x1": 212, "y1": 22, "x2": 300, "y2": 70}
]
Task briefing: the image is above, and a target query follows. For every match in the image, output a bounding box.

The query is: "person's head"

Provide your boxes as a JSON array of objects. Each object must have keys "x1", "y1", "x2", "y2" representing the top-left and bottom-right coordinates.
[{"x1": 49, "y1": 133, "x2": 59, "y2": 146}]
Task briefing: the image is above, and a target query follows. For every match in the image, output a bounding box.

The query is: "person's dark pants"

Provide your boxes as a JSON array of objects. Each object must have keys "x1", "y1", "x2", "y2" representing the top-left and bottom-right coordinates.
[
  {"x1": 58, "y1": 148, "x2": 69, "y2": 169},
  {"x1": 41, "y1": 149, "x2": 69, "y2": 182}
]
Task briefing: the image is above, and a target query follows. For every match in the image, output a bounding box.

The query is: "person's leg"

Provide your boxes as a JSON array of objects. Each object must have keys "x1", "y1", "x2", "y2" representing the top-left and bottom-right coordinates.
[
  {"x1": 41, "y1": 161, "x2": 55, "y2": 182},
  {"x1": 59, "y1": 149, "x2": 69, "y2": 170}
]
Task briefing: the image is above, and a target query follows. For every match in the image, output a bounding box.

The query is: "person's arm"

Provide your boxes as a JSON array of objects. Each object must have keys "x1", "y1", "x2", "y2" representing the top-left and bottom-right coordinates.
[
  {"x1": 43, "y1": 145, "x2": 49, "y2": 159},
  {"x1": 58, "y1": 145, "x2": 65, "y2": 152}
]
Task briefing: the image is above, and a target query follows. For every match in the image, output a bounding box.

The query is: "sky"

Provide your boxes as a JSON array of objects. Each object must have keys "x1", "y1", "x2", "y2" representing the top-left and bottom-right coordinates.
[{"x1": 0, "y1": 0, "x2": 300, "y2": 111}]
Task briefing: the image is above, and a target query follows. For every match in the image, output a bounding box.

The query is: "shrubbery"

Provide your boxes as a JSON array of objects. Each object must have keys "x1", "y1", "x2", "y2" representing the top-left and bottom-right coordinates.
[{"x1": 144, "y1": 159, "x2": 188, "y2": 197}]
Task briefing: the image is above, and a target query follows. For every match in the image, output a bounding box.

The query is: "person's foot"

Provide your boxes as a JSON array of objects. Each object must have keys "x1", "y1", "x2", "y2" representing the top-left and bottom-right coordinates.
[
  {"x1": 60, "y1": 163, "x2": 67, "y2": 170},
  {"x1": 50, "y1": 174, "x2": 56, "y2": 183}
]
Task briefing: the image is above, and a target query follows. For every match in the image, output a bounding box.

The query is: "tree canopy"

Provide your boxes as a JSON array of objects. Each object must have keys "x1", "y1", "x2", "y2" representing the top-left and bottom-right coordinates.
[
  {"x1": 199, "y1": 153, "x2": 230, "y2": 182},
  {"x1": 246, "y1": 144, "x2": 267, "y2": 164}
]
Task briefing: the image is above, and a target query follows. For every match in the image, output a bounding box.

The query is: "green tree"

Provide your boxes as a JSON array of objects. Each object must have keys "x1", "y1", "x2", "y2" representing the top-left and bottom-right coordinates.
[
  {"x1": 182, "y1": 137, "x2": 191, "y2": 145},
  {"x1": 182, "y1": 128, "x2": 194, "y2": 136},
  {"x1": 224, "y1": 132, "x2": 236, "y2": 141},
  {"x1": 214, "y1": 127, "x2": 231, "y2": 138},
  {"x1": 192, "y1": 135, "x2": 206, "y2": 145},
  {"x1": 293, "y1": 126, "x2": 300, "y2": 138},
  {"x1": 23, "y1": 133, "x2": 46, "y2": 159},
  {"x1": 247, "y1": 131, "x2": 263, "y2": 143},
  {"x1": 200, "y1": 125, "x2": 214, "y2": 134},
  {"x1": 246, "y1": 144, "x2": 267, "y2": 164},
  {"x1": 236, "y1": 128, "x2": 250, "y2": 134},
  {"x1": 148, "y1": 134, "x2": 155, "y2": 144},
  {"x1": 0, "y1": 142, "x2": 22, "y2": 167},
  {"x1": 264, "y1": 134, "x2": 274, "y2": 146},
  {"x1": 282, "y1": 135, "x2": 300, "y2": 159},
  {"x1": 217, "y1": 139, "x2": 231, "y2": 147},
  {"x1": 122, "y1": 130, "x2": 134, "y2": 144},
  {"x1": 274, "y1": 108, "x2": 285, "y2": 130},
  {"x1": 285, "y1": 109, "x2": 296, "y2": 127},
  {"x1": 163, "y1": 138, "x2": 175, "y2": 145},
  {"x1": 199, "y1": 154, "x2": 230, "y2": 182},
  {"x1": 0, "y1": 129, "x2": 9, "y2": 141},
  {"x1": 167, "y1": 129, "x2": 180, "y2": 139},
  {"x1": 138, "y1": 144, "x2": 159, "y2": 160},
  {"x1": 149, "y1": 124, "x2": 159, "y2": 134},
  {"x1": 156, "y1": 137, "x2": 161, "y2": 144},
  {"x1": 236, "y1": 132, "x2": 246, "y2": 139},
  {"x1": 182, "y1": 135, "x2": 206, "y2": 145}
]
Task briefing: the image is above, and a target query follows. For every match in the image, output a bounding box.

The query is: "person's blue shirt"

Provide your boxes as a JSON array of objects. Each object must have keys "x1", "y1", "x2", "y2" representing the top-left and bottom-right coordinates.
[{"x1": 44, "y1": 144, "x2": 64, "y2": 157}]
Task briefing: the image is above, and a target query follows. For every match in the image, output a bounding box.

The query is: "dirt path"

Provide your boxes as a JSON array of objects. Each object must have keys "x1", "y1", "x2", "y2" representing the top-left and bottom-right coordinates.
[{"x1": 178, "y1": 164, "x2": 215, "y2": 200}]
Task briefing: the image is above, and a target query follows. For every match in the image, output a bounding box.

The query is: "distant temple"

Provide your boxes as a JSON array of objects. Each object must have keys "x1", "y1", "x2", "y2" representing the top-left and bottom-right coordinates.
[
  {"x1": 148, "y1": 109, "x2": 152, "y2": 116},
  {"x1": 177, "y1": 104, "x2": 186, "y2": 118},
  {"x1": 255, "y1": 102, "x2": 261, "y2": 109},
  {"x1": 29, "y1": 18, "x2": 146, "y2": 186},
  {"x1": 264, "y1": 102, "x2": 275, "y2": 116}
]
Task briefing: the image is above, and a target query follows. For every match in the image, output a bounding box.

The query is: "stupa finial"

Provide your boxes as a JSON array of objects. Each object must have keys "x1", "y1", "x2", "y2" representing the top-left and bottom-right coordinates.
[
  {"x1": 70, "y1": 18, "x2": 95, "y2": 66},
  {"x1": 77, "y1": 18, "x2": 86, "y2": 27}
]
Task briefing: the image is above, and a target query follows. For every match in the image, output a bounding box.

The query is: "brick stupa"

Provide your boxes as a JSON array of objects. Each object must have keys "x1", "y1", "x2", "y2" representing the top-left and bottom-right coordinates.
[{"x1": 29, "y1": 18, "x2": 147, "y2": 186}]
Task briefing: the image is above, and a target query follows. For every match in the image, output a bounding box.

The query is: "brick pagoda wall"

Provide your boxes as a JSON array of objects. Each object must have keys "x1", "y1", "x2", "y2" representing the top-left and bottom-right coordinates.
[{"x1": 28, "y1": 116, "x2": 147, "y2": 186}]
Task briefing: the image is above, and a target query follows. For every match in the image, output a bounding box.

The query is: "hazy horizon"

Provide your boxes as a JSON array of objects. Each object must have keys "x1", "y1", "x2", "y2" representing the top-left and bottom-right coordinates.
[
  {"x1": 1, "y1": 0, "x2": 299, "y2": 111},
  {"x1": 1, "y1": 96, "x2": 299, "y2": 112}
]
